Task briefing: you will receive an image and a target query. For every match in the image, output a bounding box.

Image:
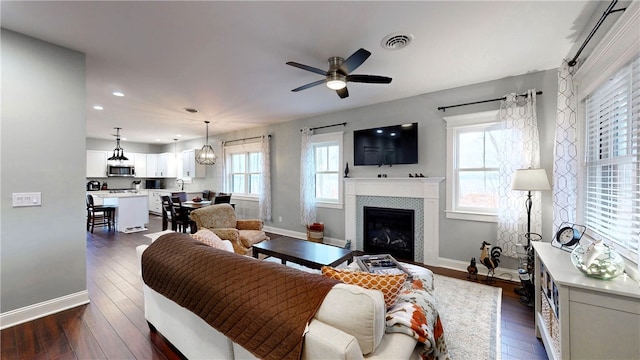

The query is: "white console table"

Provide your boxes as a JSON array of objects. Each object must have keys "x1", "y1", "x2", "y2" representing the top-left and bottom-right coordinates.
[{"x1": 532, "y1": 242, "x2": 640, "y2": 360}]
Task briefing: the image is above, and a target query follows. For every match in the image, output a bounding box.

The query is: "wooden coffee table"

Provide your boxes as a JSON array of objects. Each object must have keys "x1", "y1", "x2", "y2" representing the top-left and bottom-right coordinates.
[{"x1": 252, "y1": 237, "x2": 353, "y2": 270}]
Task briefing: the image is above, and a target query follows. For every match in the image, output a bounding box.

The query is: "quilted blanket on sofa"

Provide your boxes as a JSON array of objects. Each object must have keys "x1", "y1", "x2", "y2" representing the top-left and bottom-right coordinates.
[{"x1": 142, "y1": 233, "x2": 338, "y2": 360}]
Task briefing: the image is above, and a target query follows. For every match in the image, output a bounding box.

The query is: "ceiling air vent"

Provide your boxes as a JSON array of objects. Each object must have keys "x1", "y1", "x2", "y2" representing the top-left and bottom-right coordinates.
[{"x1": 381, "y1": 33, "x2": 413, "y2": 50}]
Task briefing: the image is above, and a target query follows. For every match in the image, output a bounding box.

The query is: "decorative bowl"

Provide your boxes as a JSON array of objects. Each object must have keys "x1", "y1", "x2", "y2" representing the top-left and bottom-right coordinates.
[{"x1": 570, "y1": 242, "x2": 625, "y2": 280}]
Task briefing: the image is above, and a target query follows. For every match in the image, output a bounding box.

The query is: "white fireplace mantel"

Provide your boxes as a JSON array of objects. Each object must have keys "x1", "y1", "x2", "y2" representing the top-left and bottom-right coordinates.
[{"x1": 344, "y1": 177, "x2": 444, "y2": 265}]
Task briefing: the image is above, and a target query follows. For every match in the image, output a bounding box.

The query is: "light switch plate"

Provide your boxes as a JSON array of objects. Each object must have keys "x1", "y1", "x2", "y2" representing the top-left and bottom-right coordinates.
[{"x1": 12, "y1": 192, "x2": 42, "y2": 207}]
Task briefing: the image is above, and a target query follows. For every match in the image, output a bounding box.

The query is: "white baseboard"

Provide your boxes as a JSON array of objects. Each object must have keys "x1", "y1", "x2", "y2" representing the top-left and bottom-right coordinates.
[
  {"x1": 437, "y1": 257, "x2": 520, "y2": 283},
  {"x1": 0, "y1": 290, "x2": 90, "y2": 330},
  {"x1": 263, "y1": 226, "x2": 347, "y2": 247}
]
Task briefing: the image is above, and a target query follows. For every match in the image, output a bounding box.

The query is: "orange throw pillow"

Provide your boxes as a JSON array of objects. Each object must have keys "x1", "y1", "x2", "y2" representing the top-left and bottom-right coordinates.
[{"x1": 321, "y1": 266, "x2": 407, "y2": 308}]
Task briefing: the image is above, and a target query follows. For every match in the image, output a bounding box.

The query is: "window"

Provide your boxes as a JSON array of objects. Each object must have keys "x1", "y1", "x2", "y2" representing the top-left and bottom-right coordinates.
[
  {"x1": 311, "y1": 132, "x2": 343, "y2": 208},
  {"x1": 582, "y1": 54, "x2": 639, "y2": 259},
  {"x1": 444, "y1": 111, "x2": 500, "y2": 222},
  {"x1": 225, "y1": 142, "x2": 262, "y2": 197}
]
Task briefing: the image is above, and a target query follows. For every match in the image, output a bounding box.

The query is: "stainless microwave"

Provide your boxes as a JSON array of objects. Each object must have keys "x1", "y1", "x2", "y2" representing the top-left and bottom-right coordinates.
[{"x1": 107, "y1": 165, "x2": 135, "y2": 177}]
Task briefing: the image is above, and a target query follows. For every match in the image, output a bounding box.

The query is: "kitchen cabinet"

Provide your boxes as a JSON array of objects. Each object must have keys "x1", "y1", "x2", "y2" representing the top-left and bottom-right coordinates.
[
  {"x1": 86, "y1": 150, "x2": 108, "y2": 178},
  {"x1": 146, "y1": 154, "x2": 158, "y2": 177},
  {"x1": 182, "y1": 149, "x2": 206, "y2": 178},
  {"x1": 134, "y1": 153, "x2": 147, "y2": 178},
  {"x1": 148, "y1": 189, "x2": 172, "y2": 214},
  {"x1": 532, "y1": 242, "x2": 640, "y2": 360},
  {"x1": 146, "y1": 153, "x2": 174, "y2": 178}
]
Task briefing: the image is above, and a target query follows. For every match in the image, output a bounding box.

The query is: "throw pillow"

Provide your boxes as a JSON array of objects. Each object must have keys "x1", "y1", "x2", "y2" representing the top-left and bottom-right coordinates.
[
  {"x1": 321, "y1": 266, "x2": 407, "y2": 308},
  {"x1": 191, "y1": 229, "x2": 229, "y2": 251}
]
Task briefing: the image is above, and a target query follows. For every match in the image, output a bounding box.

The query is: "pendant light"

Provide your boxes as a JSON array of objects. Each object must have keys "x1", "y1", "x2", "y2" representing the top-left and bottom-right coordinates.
[
  {"x1": 196, "y1": 121, "x2": 217, "y2": 165},
  {"x1": 107, "y1": 127, "x2": 129, "y2": 161}
]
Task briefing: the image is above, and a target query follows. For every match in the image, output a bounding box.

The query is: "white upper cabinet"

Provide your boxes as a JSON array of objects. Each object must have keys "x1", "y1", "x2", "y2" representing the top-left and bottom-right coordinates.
[
  {"x1": 146, "y1": 154, "x2": 159, "y2": 177},
  {"x1": 134, "y1": 153, "x2": 147, "y2": 178},
  {"x1": 146, "y1": 153, "x2": 174, "y2": 178},
  {"x1": 182, "y1": 149, "x2": 206, "y2": 178},
  {"x1": 86, "y1": 150, "x2": 108, "y2": 178}
]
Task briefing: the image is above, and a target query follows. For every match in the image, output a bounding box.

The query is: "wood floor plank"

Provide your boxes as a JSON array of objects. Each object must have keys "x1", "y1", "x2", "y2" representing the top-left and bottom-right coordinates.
[{"x1": 1, "y1": 215, "x2": 547, "y2": 359}]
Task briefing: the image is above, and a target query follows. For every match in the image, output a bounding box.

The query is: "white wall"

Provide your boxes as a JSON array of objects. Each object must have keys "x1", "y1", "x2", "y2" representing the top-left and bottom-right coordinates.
[
  {"x1": 207, "y1": 69, "x2": 559, "y2": 268},
  {"x1": 1, "y1": 30, "x2": 88, "y2": 316}
]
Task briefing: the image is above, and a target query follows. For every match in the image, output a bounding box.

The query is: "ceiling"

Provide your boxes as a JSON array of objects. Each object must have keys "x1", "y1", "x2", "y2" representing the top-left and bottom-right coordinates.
[{"x1": 2, "y1": 1, "x2": 599, "y2": 144}]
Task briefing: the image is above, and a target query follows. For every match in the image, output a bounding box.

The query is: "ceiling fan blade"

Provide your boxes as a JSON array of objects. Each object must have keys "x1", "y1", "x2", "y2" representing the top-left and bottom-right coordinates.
[
  {"x1": 291, "y1": 79, "x2": 326, "y2": 92},
  {"x1": 346, "y1": 74, "x2": 392, "y2": 84},
  {"x1": 338, "y1": 48, "x2": 371, "y2": 75},
  {"x1": 336, "y1": 87, "x2": 349, "y2": 99},
  {"x1": 286, "y1": 61, "x2": 327, "y2": 75}
]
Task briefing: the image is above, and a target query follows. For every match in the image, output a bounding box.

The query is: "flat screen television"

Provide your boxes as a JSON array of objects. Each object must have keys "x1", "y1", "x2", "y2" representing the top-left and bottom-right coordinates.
[{"x1": 353, "y1": 123, "x2": 418, "y2": 166}]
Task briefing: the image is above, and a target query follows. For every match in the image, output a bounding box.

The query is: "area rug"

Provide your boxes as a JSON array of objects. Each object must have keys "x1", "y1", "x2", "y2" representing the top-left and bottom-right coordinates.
[{"x1": 434, "y1": 274, "x2": 502, "y2": 360}]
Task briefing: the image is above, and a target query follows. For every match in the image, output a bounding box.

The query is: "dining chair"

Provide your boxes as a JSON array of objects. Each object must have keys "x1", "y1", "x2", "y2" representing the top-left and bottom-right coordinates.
[
  {"x1": 161, "y1": 195, "x2": 189, "y2": 233},
  {"x1": 203, "y1": 190, "x2": 216, "y2": 201},
  {"x1": 171, "y1": 192, "x2": 187, "y2": 202},
  {"x1": 86, "y1": 194, "x2": 116, "y2": 233},
  {"x1": 213, "y1": 194, "x2": 232, "y2": 204}
]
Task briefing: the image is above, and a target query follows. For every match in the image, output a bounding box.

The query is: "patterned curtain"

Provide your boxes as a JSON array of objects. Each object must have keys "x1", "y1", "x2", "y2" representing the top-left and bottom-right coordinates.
[
  {"x1": 497, "y1": 90, "x2": 542, "y2": 256},
  {"x1": 553, "y1": 61, "x2": 578, "y2": 230},
  {"x1": 259, "y1": 135, "x2": 272, "y2": 221},
  {"x1": 300, "y1": 128, "x2": 317, "y2": 225}
]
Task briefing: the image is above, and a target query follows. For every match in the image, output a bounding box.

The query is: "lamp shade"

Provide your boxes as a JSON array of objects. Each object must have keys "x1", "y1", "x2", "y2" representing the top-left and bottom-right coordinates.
[{"x1": 512, "y1": 168, "x2": 551, "y2": 191}]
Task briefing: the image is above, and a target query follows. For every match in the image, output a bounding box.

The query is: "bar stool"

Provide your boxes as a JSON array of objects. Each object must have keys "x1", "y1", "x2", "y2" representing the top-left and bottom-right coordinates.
[{"x1": 86, "y1": 194, "x2": 116, "y2": 233}]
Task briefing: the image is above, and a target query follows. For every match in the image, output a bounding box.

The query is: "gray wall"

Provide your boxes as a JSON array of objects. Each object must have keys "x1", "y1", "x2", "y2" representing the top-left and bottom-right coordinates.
[
  {"x1": 1, "y1": 30, "x2": 87, "y2": 312},
  {"x1": 204, "y1": 69, "x2": 558, "y2": 268}
]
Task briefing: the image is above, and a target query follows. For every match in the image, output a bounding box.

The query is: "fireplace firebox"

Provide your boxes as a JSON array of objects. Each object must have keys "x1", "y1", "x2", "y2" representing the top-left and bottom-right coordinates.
[{"x1": 363, "y1": 206, "x2": 414, "y2": 261}]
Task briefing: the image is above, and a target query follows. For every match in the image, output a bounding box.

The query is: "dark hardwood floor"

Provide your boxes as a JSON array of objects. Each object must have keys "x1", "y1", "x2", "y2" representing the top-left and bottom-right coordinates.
[{"x1": 1, "y1": 216, "x2": 547, "y2": 359}]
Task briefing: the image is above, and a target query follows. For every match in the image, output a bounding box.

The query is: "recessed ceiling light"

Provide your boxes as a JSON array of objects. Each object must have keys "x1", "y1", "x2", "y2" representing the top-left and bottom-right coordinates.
[
  {"x1": 155, "y1": 139, "x2": 161, "y2": 142},
  {"x1": 112, "y1": 91, "x2": 125, "y2": 97},
  {"x1": 376, "y1": 129, "x2": 383, "y2": 134},
  {"x1": 122, "y1": 137, "x2": 127, "y2": 141},
  {"x1": 176, "y1": 134, "x2": 182, "y2": 137},
  {"x1": 93, "y1": 105, "x2": 103, "y2": 110},
  {"x1": 390, "y1": 132, "x2": 397, "y2": 137}
]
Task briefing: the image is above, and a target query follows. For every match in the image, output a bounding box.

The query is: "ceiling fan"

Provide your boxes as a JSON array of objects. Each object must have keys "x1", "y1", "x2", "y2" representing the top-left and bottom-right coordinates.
[{"x1": 286, "y1": 48, "x2": 392, "y2": 99}]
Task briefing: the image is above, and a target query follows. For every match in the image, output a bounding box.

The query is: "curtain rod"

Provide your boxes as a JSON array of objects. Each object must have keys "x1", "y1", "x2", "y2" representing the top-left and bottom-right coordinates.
[
  {"x1": 437, "y1": 91, "x2": 543, "y2": 112},
  {"x1": 567, "y1": 0, "x2": 626, "y2": 67},
  {"x1": 223, "y1": 134, "x2": 270, "y2": 145},
  {"x1": 300, "y1": 122, "x2": 347, "y2": 132}
]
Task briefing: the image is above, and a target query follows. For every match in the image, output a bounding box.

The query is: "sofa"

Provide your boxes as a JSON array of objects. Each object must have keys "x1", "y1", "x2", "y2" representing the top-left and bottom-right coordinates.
[
  {"x1": 137, "y1": 233, "x2": 425, "y2": 360},
  {"x1": 189, "y1": 203, "x2": 269, "y2": 254}
]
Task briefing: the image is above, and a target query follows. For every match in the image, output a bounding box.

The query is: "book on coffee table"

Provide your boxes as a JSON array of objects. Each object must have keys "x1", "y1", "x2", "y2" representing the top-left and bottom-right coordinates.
[{"x1": 355, "y1": 254, "x2": 412, "y2": 279}]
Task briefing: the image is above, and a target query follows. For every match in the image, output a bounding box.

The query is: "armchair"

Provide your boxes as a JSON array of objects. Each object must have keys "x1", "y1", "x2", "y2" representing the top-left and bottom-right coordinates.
[{"x1": 189, "y1": 204, "x2": 269, "y2": 254}]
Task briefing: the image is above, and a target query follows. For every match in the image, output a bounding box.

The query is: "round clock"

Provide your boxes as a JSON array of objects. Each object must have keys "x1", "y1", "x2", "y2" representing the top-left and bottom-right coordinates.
[{"x1": 555, "y1": 226, "x2": 581, "y2": 247}]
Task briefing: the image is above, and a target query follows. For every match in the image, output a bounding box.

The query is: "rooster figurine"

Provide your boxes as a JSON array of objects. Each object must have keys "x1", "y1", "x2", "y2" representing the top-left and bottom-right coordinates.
[
  {"x1": 480, "y1": 241, "x2": 502, "y2": 283},
  {"x1": 467, "y1": 258, "x2": 478, "y2": 280}
]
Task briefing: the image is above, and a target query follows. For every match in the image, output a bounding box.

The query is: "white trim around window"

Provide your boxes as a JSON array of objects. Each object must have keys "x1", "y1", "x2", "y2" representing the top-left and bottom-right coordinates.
[
  {"x1": 444, "y1": 110, "x2": 499, "y2": 222},
  {"x1": 224, "y1": 142, "x2": 262, "y2": 199},
  {"x1": 310, "y1": 131, "x2": 344, "y2": 209}
]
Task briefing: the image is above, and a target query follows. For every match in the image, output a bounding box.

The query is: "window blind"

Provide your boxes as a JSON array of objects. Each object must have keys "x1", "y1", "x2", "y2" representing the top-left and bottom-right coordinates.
[{"x1": 584, "y1": 54, "x2": 640, "y2": 256}]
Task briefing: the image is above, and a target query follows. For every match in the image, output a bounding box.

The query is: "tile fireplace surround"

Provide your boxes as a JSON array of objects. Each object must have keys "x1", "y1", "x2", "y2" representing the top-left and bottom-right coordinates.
[{"x1": 344, "y1": 177, "x2": 444, "y2": 265}]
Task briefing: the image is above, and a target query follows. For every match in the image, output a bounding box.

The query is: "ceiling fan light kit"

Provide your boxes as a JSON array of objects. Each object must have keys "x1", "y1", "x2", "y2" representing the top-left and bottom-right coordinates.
[
  {"x1": 287, "y1": 48, "x2": 392, "y2": 99},
  {"x1": 196, "y1": 121, "x2": 217, "y2": 165}
]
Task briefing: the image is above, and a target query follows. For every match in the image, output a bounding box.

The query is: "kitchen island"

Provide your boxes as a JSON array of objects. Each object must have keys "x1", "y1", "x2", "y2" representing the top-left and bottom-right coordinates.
[{"x1": 90, "y1": 191, "x2": 149, "y2": 233}]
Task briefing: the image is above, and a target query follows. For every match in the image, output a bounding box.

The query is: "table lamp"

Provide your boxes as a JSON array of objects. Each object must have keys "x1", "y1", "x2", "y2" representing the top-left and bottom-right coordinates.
[{"x1": 511, "y1": 168, "x2": 551, "y2": 246}]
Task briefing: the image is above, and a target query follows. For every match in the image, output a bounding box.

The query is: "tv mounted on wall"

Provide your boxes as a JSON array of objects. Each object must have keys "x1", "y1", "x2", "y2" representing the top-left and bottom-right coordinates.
[{"x1": 353, "y1": 123, "x2": 418, "y2": 166}]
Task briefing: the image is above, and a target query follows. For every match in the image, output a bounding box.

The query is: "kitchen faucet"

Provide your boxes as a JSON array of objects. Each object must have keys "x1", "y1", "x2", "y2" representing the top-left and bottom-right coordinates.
[{"x1": 176, "y1": 179, "x2": 184, "y2": 191}]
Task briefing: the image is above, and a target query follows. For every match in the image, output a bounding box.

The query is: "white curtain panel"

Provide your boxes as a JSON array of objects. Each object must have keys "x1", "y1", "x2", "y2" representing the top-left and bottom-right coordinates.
[
  {"x1": 497, "y1": 90, "x2": 542, "y2": 256},
  {"x1": 300, "y1": 128, "x2": 317, "y2": 225},
  {"x1": 259, "y1": 135, "x2": 272, "y2": 221},
  {"x1": 219, "y1": 141, "x2": 227, "y2": 193},
  {"x1": 553, "y1": 61, "x2": 579, "y2": 231}
]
